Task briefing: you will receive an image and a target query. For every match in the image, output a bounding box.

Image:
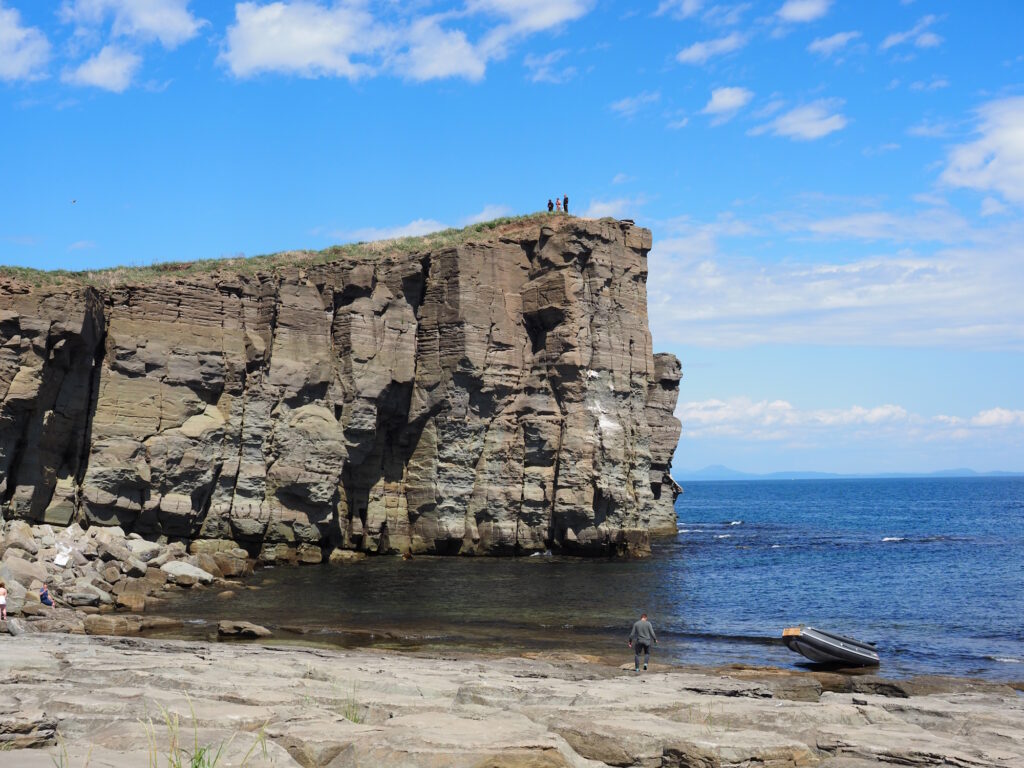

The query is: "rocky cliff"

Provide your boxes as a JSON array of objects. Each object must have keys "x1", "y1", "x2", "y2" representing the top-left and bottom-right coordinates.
[{"x1": 0, "y1": 217, "x2": 681, "y2": 559}]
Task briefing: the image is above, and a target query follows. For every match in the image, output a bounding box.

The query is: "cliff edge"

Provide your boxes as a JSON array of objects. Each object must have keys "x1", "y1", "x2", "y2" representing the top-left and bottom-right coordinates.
[{"x1": 0, "y1": 216, "x2": 682, "y2": 558}]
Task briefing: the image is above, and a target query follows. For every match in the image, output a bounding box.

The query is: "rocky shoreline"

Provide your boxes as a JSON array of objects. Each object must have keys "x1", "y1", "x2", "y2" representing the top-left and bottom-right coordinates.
[
  {"x1": 0, "y1": 519, "x2": 270, "y2": 637},
  {"x1": 1, "y1": 633, "x2": 1022, "y2": 767}
]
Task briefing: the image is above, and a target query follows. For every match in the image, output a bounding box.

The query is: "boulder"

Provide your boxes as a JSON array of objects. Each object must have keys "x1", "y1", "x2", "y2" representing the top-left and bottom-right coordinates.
[
  {"x1": 1, "y1": 521, "x2": 38, "y2": 556},
  {"x1": 125, "y1": 539, "x2": 162, "y2": 562},
  {"x1": 217, "y1": 620, "x2": 272, "y2": 639},
  {"x1": 160, "y1": 560, "x2": 214, "y2": 585},
  {"x1": 212, "y1": 550, "x2": 249, "y2": 577},
  {"x1": 115, "y1": 592, "x2": 147, "y2": 612},
  {"x1": 0, "y1": 557, "x2": 48, "y2": 588},
  {"x1": 83, "y1": 614, "x2": 143, "y2": 636}
]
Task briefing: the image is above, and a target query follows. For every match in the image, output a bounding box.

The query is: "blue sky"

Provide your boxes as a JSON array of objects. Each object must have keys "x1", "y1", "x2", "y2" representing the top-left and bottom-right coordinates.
[{"x1": 2, "y1": 0, "x2": 1023, "y2": 473}]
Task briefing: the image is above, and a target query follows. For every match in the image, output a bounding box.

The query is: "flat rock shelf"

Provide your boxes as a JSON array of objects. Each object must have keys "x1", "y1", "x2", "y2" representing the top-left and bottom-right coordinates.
[{"x1": 1, "y1": 633, "x2": 1022, "y2": 767}]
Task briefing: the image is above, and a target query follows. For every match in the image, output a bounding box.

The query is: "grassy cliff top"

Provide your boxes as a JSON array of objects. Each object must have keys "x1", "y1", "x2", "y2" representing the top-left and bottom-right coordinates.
[{"x1": 1, "y1": 212, "x2": 591, "y2": 290}]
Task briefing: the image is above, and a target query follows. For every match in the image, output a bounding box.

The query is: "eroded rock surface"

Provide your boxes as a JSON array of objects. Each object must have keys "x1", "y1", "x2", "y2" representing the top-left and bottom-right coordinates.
[
  {"x1": 1, "y1": 218, "x2": 682, "y2": 558},
  {"x1": 2, "y1": 634, "x2": 1021, "y2": 767}
]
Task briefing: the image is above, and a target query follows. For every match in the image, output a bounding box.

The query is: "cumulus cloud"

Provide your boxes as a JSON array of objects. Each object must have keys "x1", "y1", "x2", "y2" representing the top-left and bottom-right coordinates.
[
  {"x1": 776, "y1": 0, "x2": 830, "y2": 23},
  {"x1": 396, "y1": 17, "x2": 486, "y2": 82},
  {"x1": 807, "y1": 30, "x2": 859, "y2": 57},
  {"x1": 583, "y1": 198, "x2": 643, "y2": 218},
  {"x1": 59, "y1": 0, "x2": 205, "y2": 49},
  {"x1": 676, "y1": 32, "x2": 746, "y2": 65},
  {"x1": 221, "y1": 0, "x2": 592, "y2": 82},
  {"x1": 881, "y1": 14, "x2": 941, "y2": 50},
  {"x1": 221, "y1": 2, "x2": 384, "y2": 79},
  {"x1": 61, "y1": 44, "x2": 141, "y2": 91},
  {"x1": 0, "y1": 2, "x2": 51, "y2": 81},
  {"x1": 749, "y1": 100, "x2": 847, "y2": 140},
  {"x1": 940, "y1": 96, "x2": 1024, "y2": 206},
  {"x1": 610, "y1": 90, "x2": 660, "y2": 117},
  {"x1": 701, "y1": 86, "x2": 753, "y2": 123}
]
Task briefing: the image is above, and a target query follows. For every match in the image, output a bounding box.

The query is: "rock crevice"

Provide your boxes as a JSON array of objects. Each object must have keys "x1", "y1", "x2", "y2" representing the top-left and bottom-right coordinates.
[{"x1": 0, "y1": 217, "x2": 682, "y2": 558}]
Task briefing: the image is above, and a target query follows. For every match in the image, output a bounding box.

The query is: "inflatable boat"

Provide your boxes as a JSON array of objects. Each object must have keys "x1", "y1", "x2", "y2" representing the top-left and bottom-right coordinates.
[{"x1": 782, "y1": 626, "x2": 880, "y2": 667}]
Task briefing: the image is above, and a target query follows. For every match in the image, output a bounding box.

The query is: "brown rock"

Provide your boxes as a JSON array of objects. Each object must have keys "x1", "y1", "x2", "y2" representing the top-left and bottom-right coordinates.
[
  {"x1": 217, "y1": 620, "x2": 272, "y2": 639},
  {"x1": 1, "y1": 218, "x2": 681, "y2": 557}
]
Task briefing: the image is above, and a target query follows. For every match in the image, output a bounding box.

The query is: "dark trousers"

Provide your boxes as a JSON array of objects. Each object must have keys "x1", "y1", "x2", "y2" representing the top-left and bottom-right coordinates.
[{"x1": 634, "y1": 642, "x2": 650, "y2": 669}]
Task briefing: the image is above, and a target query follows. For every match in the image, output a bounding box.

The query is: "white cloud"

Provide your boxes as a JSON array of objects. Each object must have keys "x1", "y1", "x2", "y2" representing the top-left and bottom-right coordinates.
[
  {"x1": 980, "y1": 197, "x2": 1008, "y2": 217},
  {"x1": 610, "y1": 90, "x2": 660, "y2": 117},
  {"x1": 470, "y1": 0, "x2": 591, "y2": 35},
  {"x1": 463, "y1": 204, "x2": 514, "y2": 224},
  {"x1": 667, "y1": 115, "x2": 689, "y2": 130},
  {"x1": 59, "y1": 0, "x2": 204, "y2": 49},
  {"x1": 776, "y1": 0, "x2": 830, "y2": 23},
  {"x1": 523, "y1": 49, "x2": 573, "y2": 83},
  {"x1": 807, "y1": 30, "x2": 859, "y2": 57},
  {"x1": 702, "y1": 3, "x2": 751, "y2": 26},
  {"x1": 611, "y1": 173, "x2": 632, "y2": 185},
  {"x1": 222, "y1": 2, "x2": 384, "y2": 79},
  {"x1": 61, "y1": 44, "x2": 141, "y2": 92},
  {"x1": 909, "y1": 76, "x2": 949, "y2": 91},
  {"x1": 396, "y1": 17, "x2": 486, "y2": 82},
  {"x1": 221, "y1": 0, "x2": 592, "y2": 82},
  {"x1": 655, "y1": 0, "x2": 703, "y2": 18},
  {"x1": 749, "y1": 100, "x2": 846, "y2": 141},
  {"x1": 583, "y1": 198, "x2": 642, "y2": 218},
  {"x1": 677, "y1": 397, "x2": 908, "y2": 440},
  {"x1": 346, "y1": 218, "x2": 447, "y2": 242},
  {"x1": 647, "y1": 210, "x2": 1024, "y2": 349},
  {"x1": 940, "y1": 96, "x2": 1024, "y2": 205},
  {"x1": 701, "y1": 86, "x2": 753, "y2": 123},
  {"x1": 0, "y1": 2, "x2": 51, "y2": 81},
  {"x1": 676, "y1": 32, "x2": 746, "y2": 65},
  {"x1": 862, "y1": 142, "x2": 900, "y2": 157},
  {"x1": 676, "y1": 398, "x2": 1024, "y2": 444},
  {"x1": 907, "y1": 118, "x2": 953, "y2": 138},
  {"x1": 881, "y1": 14, "x2": 940, "y2": 51}
]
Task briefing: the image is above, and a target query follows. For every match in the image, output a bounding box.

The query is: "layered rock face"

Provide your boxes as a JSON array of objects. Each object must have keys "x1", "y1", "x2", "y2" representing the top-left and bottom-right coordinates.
[{"x1": 0, "y1": 218, "x2": 682, "y2": 559}]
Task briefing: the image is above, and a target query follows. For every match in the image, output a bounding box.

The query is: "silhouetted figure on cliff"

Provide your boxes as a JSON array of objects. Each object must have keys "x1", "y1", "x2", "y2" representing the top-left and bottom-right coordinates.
[
  {"x1": 563, "y1": 194, "x2": 569, "y2": 214},
  {"x1": 548, "y1": 199, "x2": 554, "y2": 212}
]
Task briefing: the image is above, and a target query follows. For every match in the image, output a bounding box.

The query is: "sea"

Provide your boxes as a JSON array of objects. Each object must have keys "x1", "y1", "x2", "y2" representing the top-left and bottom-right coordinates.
[{"x1": 158, "y1": 477, "x2": 1024, "y2": 680}]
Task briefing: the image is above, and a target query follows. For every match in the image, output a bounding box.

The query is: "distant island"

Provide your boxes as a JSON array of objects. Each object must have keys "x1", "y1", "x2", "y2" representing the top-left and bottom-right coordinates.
[{"x1": 675, "y1": 465, "x2": 1024, "y2": 482}]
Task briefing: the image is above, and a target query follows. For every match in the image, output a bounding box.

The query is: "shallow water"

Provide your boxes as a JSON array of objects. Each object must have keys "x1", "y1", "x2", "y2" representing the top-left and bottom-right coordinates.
[{"x1": 156, "y1": 477, "x2": 1024, "y2": 680}]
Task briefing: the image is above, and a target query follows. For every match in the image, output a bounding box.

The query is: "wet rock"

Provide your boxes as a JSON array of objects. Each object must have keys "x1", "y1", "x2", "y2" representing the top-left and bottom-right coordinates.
[
  {"x1": 218, "y1": 620, "x2": 272, "y2": 639},
  {"x1": 83, "y1": 614, "x2": 143, "y2": 636}
]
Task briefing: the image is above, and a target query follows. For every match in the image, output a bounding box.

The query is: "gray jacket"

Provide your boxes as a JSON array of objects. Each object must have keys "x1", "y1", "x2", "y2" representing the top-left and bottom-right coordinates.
[{"x1": 629, "y1": 619, "x2": 657, "y2": 646}]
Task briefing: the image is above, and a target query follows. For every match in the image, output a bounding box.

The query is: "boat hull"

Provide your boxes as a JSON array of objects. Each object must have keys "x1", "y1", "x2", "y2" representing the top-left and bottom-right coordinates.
[{"x1": 782, "y1": 627, "x2": 880, "y2": 667}]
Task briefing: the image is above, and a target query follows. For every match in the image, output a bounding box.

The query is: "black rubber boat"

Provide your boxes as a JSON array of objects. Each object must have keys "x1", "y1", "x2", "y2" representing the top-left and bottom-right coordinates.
[{"x1": 782, "y1": 626, "x2": 880, "y2": 667}]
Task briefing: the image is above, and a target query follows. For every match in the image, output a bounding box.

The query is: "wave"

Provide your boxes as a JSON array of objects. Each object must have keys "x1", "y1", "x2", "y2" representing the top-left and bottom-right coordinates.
[
  {"x1": 729, "y1": 520, "x2": 743, "y2": 526},
  {"x1": 986, "y1": 656, "x2": 1023, "y2": 664},
  {"x1": 715, "y1": 534, "x2": 731, "y2": 539},
  {"x1": 881, "y1": 536, "x2": 906, "y2": 542}
]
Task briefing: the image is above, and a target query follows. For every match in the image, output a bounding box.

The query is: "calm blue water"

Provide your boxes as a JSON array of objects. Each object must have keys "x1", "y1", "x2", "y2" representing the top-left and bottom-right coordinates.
[
  {"x1": 160, "y1": 477, "x2": 1024, "y2": 680},
  {"x1": 666, "y1": 477, "x2": 1024, "y2": 679}
]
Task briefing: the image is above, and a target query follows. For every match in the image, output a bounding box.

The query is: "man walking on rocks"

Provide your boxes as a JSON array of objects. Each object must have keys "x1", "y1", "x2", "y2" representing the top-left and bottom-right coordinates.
[{"x1": 628, "y1": 612, "x2": 657, "y2": 672}]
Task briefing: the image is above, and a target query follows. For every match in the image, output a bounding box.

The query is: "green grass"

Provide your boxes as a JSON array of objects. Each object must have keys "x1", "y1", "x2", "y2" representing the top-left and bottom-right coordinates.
[
  {"x1": 1, "y1": 212, "x2": 571, "y2": 290},
  {"x1": 140, "y1": 696, "x2": 269, "y2": 768}
]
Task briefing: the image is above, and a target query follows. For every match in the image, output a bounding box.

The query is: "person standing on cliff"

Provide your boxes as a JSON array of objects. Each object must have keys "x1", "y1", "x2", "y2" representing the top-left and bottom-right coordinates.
[
  {"x1": 563, "y1": 194, "x2": 569, "y2": 214},
  {"x1": 555, "y1": 197, "x2": 562, "y2": 212},
  {"x1": 547, "y1": 199, "x2": 554, "y2": 212},
  {"x1": 0, "y1": 582, "x2": 7, "y2": 620},
  {"x1": 628, "y1": 612, "x2": 657, "y2": 672}
]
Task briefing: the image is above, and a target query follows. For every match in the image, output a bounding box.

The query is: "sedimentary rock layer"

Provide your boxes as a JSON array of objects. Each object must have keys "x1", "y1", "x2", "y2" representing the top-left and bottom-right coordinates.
[{"x1": 0, "y1": 217, "x2": 682, "y2": 558}]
